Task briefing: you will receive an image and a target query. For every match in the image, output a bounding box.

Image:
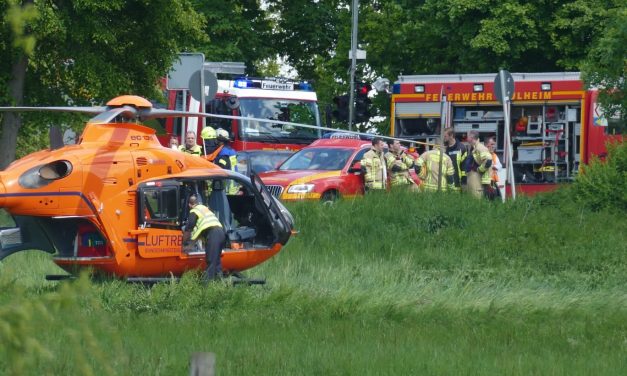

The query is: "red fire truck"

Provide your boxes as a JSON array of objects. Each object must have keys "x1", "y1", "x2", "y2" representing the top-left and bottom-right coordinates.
[
  {"x1": 390, "y1": 72, "x2": 621, "y2": 194},
  {"x1": 163, "y1": 77, "x2": 322, "y2": 151}
]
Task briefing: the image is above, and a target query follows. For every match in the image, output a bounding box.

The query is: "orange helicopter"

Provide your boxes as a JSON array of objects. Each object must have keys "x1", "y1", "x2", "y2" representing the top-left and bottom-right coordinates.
[{"x1": 0, "y1": 95, "x2": 294, "y2": 281}]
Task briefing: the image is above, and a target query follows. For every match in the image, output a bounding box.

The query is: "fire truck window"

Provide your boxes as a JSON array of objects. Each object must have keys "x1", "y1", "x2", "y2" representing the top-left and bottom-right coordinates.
[
  {"x1": 397, "y1": 118, "x2": 440, "y2": 137},
  {"x1": 206, "y1": 99, "x2": 232, "y2": 135}
]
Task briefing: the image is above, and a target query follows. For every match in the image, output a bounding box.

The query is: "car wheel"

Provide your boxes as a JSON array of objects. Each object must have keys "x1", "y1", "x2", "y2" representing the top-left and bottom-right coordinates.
[{"x1": 321, "y1": 190, "x2": 339, "y2": 204}]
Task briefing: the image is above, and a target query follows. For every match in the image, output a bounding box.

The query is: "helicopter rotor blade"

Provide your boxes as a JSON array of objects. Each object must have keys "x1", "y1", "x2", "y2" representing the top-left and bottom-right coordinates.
[
  {"x1": 0, "y1": 106, "x2": 106, "y2": 115},
  {"x1": 88, "y1": 106, "x2": 138, "y2": 124},
  {"x1": 141, "y1": 109, "x2": 437, "y2": 147}
]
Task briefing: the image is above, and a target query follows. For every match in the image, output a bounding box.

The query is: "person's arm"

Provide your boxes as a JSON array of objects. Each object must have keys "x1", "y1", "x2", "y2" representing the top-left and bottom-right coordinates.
[{"x1": 183, "y1": 212, "x2": 198, "y2": 243}]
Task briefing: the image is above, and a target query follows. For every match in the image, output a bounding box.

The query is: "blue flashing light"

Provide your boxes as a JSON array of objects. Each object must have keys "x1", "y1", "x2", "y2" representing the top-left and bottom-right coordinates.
[
  {"x1": 234, "y1": 79, "x2": 251, "y2": 88},
  {"x1": 298, "y1": 82, "x2": 313, "y2": 91},
  {"x1": 392, "y1": 83, "x2": 401, "y2": 94}
]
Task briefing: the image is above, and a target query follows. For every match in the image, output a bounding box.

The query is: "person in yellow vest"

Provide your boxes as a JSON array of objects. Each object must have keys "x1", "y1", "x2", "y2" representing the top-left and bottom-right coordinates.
[
  {"x1": 385, "y1": 139, "x2": 418, "y2": 191},
  {"x1": 443, "y1": 128, "x2": 468, "y2": 191},
  {"x1": 361, "y1": 137, "x2": 387, "y2": 192},
  {"x1": 415, "y1": 142, "x2": 455, "y2": 192},
  {"x1": 183, "y1": 195, "x2": 225, "y2": 281},
  {"x1": 466, "y1": 130, "x2": 493, "y2": 199},
  {"x1": 179, "y1": 131, "x2": 203, "y2": 156}
]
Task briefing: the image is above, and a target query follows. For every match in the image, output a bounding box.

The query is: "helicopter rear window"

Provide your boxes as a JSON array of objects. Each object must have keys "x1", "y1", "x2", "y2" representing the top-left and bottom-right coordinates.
[{"x1": 141, "y1": 187, "x2": 180, "y2": 227}]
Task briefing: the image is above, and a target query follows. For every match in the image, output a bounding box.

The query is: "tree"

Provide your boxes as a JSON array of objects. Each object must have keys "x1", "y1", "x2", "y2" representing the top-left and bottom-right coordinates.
[
  {"x1": 190, "y1": 0, "x2": 276, "y2": 75},
  {"x1": 580, "y1": 4, "x2": 626, "y2": 122},
  {"x1": 0, "y1": 0, "x2": 206, "y2": 169}
]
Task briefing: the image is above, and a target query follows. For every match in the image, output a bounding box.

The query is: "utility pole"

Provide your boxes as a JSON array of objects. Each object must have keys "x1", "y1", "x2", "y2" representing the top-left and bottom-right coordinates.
[{"x1": 348, "y1": 0, "x2": 359, "y2": 131}]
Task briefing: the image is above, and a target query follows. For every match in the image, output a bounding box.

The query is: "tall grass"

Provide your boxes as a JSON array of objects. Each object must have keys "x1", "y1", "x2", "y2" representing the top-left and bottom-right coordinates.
[{"x1": 1, "y1": 191, "x2": 626, "y2": 374}]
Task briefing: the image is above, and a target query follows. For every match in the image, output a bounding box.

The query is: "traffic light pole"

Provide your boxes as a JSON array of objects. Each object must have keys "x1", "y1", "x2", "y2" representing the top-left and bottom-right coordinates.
[{"x1": 348, "y1": 0, "x2": 359, "y2": 131}]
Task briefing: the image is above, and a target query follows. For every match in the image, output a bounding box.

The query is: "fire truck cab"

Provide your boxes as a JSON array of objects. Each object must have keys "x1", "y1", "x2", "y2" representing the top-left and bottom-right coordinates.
[
  {"x1": 391, "y1": 72, "x2": 616, "y2": 194},
  {"x1": 167, "y1": 77, "x2": 322, "y2": 152}
]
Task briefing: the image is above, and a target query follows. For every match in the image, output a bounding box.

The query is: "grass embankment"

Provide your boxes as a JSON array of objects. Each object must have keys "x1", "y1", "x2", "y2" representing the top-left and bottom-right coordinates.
[{"x1": 1, "y1": 191, "x2": 626, "y2": 375}]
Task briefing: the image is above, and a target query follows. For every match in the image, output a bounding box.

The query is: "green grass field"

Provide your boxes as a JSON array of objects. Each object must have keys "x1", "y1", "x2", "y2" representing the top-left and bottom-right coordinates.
[{"x1": 1, "y1": 191, "x2": 626, "y2": 375}]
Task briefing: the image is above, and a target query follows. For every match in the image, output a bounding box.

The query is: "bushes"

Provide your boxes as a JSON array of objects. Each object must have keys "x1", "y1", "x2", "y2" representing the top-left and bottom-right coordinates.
[{"x1": 572, "y1": 141, "x2": 627, "y2": 212}]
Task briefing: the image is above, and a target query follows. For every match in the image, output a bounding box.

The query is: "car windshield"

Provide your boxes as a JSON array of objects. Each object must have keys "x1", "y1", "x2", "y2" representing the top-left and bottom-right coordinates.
[
  {"x1": 238, "y1": 151, "x2": 293, "y2": 175},
  {"x1": 238, "y1": 99, "x2": 321, "y2": 144},
  {"x1": 279, "y1": 148, "x2": 354, "y2": 171}
]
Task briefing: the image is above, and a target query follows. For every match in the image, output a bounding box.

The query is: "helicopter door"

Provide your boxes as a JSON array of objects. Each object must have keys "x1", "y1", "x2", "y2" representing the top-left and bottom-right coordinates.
[
  {"x1": 0, "y1": 212, "x2": 55, "y2": 261},
  {"x1": 135, "y1": 181, "x2": 183, "y2": 259},
  {"x1": 250, "y1": 174, "x2": 294, "y2": 245}
]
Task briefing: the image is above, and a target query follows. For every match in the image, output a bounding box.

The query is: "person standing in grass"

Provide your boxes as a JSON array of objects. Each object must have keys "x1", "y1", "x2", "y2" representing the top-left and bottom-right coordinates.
[
  {"x1": 465, "y1": 130, "x2": 492, "y2": 198},
  {"x1": 361, "y1": 137, "x2": 388, "y2": 191},
  {"x1": 183, "y1": 195, "x2": 225, "y2": 281},
  {"x1": 443, "y1": 128, "x2": 468, "y2": 191},
  {"x1": 385, "y1": 139, "x2": 418, "y2": 191},
  {"x1": 415, "y1": 141, "x2": 455, "y2": 192},
  {"x1": 486, "y1": 136, "x2": 502, "y2": 200}
]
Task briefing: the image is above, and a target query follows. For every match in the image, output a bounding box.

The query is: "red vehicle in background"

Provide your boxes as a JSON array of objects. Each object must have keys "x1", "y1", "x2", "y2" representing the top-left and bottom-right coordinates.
[
  {"x1": 259, "y1": 137, "x2": 371, "y2": 201},
  {"x1": 163, "y1": 77, "x2": 322, "y2": 152},
  {"x1": 390, "y1": 72, "x2": 623, "y2": 195},
  {"x1": 259, "y1": 134, "x2": 421, "y2": 201}
]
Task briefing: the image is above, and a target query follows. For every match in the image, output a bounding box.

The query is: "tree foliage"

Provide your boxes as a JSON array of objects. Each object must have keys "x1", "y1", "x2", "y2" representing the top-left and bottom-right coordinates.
[{"x1": 0, "y1": 0, "x2": 206, "y2": 167}]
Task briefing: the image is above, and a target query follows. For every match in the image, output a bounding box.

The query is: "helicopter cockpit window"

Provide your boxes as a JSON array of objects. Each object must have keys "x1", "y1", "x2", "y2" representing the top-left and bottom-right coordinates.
[{"x1": 139, "y1": 186, "x2": 180, "y2": 228}]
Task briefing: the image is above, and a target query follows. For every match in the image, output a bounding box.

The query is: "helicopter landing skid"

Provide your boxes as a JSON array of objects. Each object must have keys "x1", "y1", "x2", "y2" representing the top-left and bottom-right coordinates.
[
  {"x1": 229, "y1": 272, "x2": 266, "y2": 285},
  {"x1": 46, "y1": 274, "x2": 76, "y2": 281},
  {"x1": 125, "y1": 274, "x2": 266, "y2": 286}
]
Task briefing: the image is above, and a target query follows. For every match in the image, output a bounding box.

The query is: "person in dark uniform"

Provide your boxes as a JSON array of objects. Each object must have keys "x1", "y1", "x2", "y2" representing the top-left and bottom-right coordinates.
[
  {"x1": 443, "y1": 128, "x2": 469, "y2": 191},
  {"x1": 183, "y1": 195, "x2": 226, "y2": 281}
]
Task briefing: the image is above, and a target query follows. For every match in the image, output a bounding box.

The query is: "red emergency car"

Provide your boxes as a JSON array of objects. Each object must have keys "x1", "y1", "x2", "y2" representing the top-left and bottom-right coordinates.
[{"x1": 258, "y1": 138, "x2": 371, "y2": 201}]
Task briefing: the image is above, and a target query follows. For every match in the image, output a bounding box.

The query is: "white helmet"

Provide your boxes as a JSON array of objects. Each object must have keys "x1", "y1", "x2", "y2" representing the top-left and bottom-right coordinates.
[{"x1": 216, "y1": 128, "x2": 230, "y2": 142}]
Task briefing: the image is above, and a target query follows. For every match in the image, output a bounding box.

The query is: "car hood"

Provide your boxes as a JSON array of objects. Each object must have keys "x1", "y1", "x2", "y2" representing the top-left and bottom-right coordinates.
[{"x1": 259, "y1": 169, "x2": 341, "y2": 186}]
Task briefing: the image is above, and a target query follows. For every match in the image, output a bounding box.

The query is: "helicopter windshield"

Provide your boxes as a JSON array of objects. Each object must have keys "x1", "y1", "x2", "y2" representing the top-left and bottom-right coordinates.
[{"x1": 238, "y1": 99, "x2": 321, "y2": 144}]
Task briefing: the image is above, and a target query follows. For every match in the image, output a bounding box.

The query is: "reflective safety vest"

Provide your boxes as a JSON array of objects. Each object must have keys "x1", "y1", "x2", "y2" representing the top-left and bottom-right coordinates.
[
  {"x1": 384, "y1": 151, "x2": 416, "y2": 187},
  {"x1": 446, "y1": 141, "x2": 468, "y2": 189},
  {"x1": 179, "y1": 144, "x2": 203, "y2": 156},
  {"x1": 416, "y1": 150, "x2": 455, "y2": 192},
  {"x1": 216, "y1": 146, "x2": 239, "y2": 194},
  {"x1": 362, "y1": 148, "x2": 387, "y2": 190},
  {"x1": 190, "y1": 204, "x2": 222, "y2": 240},
  {"x1": 472, "y1": 142, "x2": 492, "y2": 185}
]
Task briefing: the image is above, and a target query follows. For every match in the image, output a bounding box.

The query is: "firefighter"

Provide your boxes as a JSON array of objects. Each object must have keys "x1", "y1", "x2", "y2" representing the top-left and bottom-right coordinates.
[
  {"x1": 183, "y1": 195, "x2": 225, "y2": 281},
  {"x1": 443, "y1": 128, "x2": 468, "y2": 191},
  {"x1": 201, "y1": 126, "x2": 221, "y2": 161},
  {"x1": 465, "y1": 130, "x2": 492, "y2": 199},
  {"x1": 179, "y1": 131, "x2": 202, "y2": 156},
  {"x1": 415, "y1": 142, "x2": 455, "y2": 192},
  {"x1": 215, "y1": 128, "x2": 239, "y2": 194},
  {"x1": 361, "y1": 137, "x2": 387, "y2": 191},
  {"x1": 385, "y1": 139, "x2": 418, "y2": 190}
]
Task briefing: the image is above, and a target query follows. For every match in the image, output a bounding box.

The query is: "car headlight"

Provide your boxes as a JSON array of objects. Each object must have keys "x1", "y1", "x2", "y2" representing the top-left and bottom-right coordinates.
[{"x1": 287, "y1": 184, "x2": 315, "y2": 193}]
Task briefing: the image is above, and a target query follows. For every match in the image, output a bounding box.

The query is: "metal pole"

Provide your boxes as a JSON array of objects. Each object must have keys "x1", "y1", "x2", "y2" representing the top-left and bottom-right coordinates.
[
  {"x1": 200, "y1": 70, "x2": 205, "y2": 129},
  {"x1": 348, "y1": 0, "x2": 359, "y2": 131},
  {"x1": 499, "y1": 70, "x2": 516, "y2": 200},
  {"x1": 181, "y1": 89, "x2": 187, "y2": 139},
  {"x1": 437, "y1": 86, "x2": 446, "y2": 191}
]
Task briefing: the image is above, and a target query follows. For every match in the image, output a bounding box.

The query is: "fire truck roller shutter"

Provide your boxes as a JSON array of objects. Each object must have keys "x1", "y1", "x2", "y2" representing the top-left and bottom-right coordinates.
[{"x1": 395, "y1": 102, "x2": 441, "y2": 137}]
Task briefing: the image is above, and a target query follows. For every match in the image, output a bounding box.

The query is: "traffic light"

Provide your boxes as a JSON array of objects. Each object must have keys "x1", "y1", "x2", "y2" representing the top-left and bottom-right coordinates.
[
  {"x1": 332, "y1": 94, "x2": 349, "y2": 122},
  {"x1": 355, "y1": 82, "x2": 372, "y2": 123}
]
